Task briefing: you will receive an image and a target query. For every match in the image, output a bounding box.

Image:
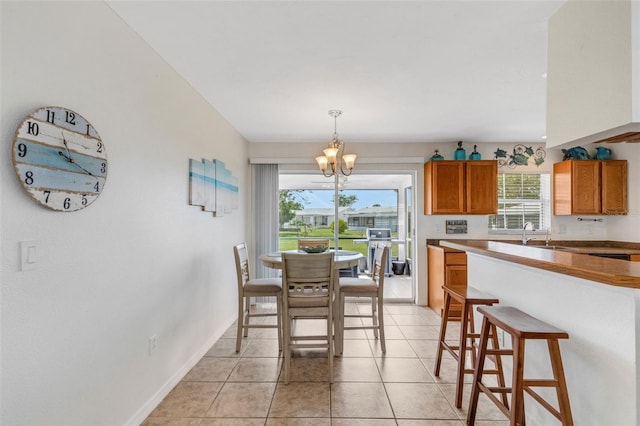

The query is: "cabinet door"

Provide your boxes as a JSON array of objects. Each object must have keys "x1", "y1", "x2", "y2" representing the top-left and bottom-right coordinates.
[
  {"x1": 601, "y1": 160, "x2": 627, "y2": 215},
  {"x1": 445, "y1": 264, "x2": 467, "y2": 318},
  {"x1": 424, "y1": 161, "x2": 464, "y2": 214},
  {"x1": 571, "y1": 161, "x2": 601, "y2": 214},
  {"x1": 445, "y1": 264, "x2": 468, "y2": 287},
  {"x1": 553, "y1": 161, "x2": 572, "y2": 215},
  {"x1": 427, "y1": 246, "x2": 445, "y2": 312},
  {"x1": 466, "y1": 161, "x2": 498, "y2": 214}
]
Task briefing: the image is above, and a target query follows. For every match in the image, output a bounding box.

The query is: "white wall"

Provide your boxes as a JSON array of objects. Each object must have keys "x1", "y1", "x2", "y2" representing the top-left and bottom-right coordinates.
[
  {"x1": 468, "y1": 253, "x2": 639, "y2": 425},
  {"x1": 1, "y1": 2, "x2": 248, "y2": 424},
  {"x1": 546, "y1": 0, "x2": 639, "y2": 148}
]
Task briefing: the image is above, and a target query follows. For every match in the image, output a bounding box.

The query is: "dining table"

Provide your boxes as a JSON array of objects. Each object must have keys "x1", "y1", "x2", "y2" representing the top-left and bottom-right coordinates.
[
  {"x1": 259, "y1": 249, "x2": 364, "y2": 355},
  {"x1": 258, "y1": 249, "x2": 363, "y2": 270}
]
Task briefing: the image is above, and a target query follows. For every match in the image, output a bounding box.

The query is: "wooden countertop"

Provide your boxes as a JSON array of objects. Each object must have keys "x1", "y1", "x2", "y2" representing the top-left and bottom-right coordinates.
[{"x1": 439, "y1": 240, "x2": 640, "y2": 289}]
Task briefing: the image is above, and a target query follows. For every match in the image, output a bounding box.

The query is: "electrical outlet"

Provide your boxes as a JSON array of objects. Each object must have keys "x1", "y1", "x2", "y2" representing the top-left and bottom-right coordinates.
[{"x1": 149, "y1": 335, "x2": 158, "y2": 356}]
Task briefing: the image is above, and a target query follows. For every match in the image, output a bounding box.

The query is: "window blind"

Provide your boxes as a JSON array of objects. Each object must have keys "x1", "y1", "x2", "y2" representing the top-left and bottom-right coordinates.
[{"x1": 489, "y1": 173, "x2": 550, "y2": 231}]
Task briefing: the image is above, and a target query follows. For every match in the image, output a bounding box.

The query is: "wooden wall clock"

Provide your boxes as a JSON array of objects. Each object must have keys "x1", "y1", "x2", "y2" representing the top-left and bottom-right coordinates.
[{"x1": 12, "y1": 106, "x2": 108, "y2": 211}]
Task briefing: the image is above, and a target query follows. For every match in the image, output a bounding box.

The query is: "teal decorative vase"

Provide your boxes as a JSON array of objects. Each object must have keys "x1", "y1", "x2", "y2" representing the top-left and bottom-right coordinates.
[
  {"x1": 469, "y1": 145, "x2": 481, "y2": 160},
  {"x1": 454, "y1": 141, "x2": 466, "y2": 160},
  {"x1": 595, "y1": 147, "x2": 611, "y2": 160},
  {"x1": 430, "y1": 150, "x2": 444, "y2": 161}
]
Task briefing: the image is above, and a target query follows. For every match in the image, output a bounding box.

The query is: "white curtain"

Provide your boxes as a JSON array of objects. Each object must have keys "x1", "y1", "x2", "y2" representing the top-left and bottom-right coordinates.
[{"x1": 252, "y1": 164, "x2": 279, "y2": 279}]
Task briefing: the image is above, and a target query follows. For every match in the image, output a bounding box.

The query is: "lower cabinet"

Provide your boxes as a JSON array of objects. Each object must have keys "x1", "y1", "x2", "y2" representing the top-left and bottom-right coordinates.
[{"x1": 427, "y1": 245, "x2": 467, "y2": 317}]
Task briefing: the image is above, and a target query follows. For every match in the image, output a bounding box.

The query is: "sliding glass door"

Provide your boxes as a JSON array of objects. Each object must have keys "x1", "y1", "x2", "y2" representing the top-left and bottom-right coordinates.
[{"x1": 278, "y1": 172, "x2": 414, "y2": 302}]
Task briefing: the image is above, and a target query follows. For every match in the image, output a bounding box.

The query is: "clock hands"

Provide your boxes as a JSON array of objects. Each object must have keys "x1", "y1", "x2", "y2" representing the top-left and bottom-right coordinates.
[
  {"x1": 58, "y1": 130, "x2": 93, "y2": 176},
  {"x1": 61, "y1": 130, "x2": 72, "y2": 158}
]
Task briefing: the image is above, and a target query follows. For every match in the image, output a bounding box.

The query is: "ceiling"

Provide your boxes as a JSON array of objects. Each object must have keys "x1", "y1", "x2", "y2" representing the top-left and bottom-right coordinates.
[{"x1": 108, "y1": 0, "x2": 565, "y2": 145}]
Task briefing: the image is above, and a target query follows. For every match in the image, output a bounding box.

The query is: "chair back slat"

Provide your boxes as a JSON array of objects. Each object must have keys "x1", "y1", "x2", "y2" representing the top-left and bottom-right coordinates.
[
  {"x1": 282, "y1": 252, "x2": 334, "y2": 301},
  {"x1": 372, "y1": 242, "x2": 389, "y2": 290},
  {"x1": 233, "y1": 243, "x2": 251, "y2": 288}
]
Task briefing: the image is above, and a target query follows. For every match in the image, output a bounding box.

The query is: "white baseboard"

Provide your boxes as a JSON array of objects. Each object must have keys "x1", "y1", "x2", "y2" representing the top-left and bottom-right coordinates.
[{"x1": 125, "y1": 317, "x2": 236, "y2": 425}]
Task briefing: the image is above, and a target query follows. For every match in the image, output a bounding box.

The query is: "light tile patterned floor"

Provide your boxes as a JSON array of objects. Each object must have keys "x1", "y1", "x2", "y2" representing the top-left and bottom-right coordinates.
[{"x1": 143, "y1": 303, "x2": 508, "y2": 425}]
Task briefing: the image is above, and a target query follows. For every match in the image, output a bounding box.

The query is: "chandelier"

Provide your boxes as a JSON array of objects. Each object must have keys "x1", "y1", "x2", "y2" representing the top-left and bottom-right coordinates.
[{"x1": 315, "y1": 110, "x2": 356, "y2": 177}]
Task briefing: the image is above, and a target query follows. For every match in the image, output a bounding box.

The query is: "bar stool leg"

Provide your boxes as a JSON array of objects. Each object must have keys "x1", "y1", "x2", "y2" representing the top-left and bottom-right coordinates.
[
  {"x1": 455, "y1": 301, "x2": 472, "y2": 408},
  {"x1": 510, "y1": 337, "x2": 526, "y2": 426},
  {"x1": 548, "y1": 339, "x2": 574, "y2": 426},
  {"x1": 434, "y1": 291, "x2": 452, "y2": 376},
  {"x1": 468, "y1": 309, "x2": 477, "y2": 367},
  {"x1": 489, "y1": 323, "x2": 509, "y2": 408},
  {"x1": 468, "y1": 315, "x2": 491, "y2": 424}
]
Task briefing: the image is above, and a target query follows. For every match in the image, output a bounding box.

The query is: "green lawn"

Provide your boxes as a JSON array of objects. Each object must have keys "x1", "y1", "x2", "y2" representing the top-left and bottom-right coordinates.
[{"x1": 279, "y1": 228, "x2": 409, "y2": 258}]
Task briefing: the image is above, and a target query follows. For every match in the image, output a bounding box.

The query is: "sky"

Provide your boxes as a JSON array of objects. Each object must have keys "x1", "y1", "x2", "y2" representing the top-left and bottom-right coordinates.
[{"x1": 295, "y1": 189, "x2": 398, "y2": 209}]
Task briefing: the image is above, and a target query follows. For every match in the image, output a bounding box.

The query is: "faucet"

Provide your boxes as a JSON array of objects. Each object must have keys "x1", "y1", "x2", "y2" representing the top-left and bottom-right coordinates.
[
  {"x1": 522, "y1": 222, "x2": 535, "y2": 245},
  {"x1": 545, "y1": 228, "x2": 551, "y2": 246}
]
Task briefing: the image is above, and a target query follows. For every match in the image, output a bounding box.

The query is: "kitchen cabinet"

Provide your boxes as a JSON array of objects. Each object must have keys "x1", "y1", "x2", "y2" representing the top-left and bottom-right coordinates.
[
  {"x1": 553, "y1": 160, "x2": 627, "y2": 215},
  {"x1": 427, "y1": 245, "x2": 467, "y2": 317},
  {"x1": 424, "y1": 160, "x2": 497, "y2": 215}
]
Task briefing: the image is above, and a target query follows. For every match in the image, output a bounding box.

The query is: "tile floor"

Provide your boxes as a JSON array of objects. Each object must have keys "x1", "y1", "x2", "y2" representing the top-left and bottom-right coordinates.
[
  {"x1": 382, "y1": 275, "x2": 413, "y2": 300},
  {"x1": 143, "y1": 302, "x2": 508, "y2": 425}
]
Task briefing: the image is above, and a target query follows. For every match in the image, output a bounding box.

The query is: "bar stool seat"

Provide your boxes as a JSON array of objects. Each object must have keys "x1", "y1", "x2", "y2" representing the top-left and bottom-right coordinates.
[
  {"x1": 434, "y1": 284, "x2": 507, "y2": 408},
  {"x1": 468, "y1": 305, "x2": 573, "y2": 426}
]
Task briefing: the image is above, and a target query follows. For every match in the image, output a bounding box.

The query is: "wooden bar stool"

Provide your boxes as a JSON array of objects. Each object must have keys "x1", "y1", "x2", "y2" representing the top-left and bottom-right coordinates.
[
  {"x1": 434, "y1": 284, "x2": 507, "y2": 408},
  {"x1": 468, "y1": 305, "x2": 573, "y2": 426}
]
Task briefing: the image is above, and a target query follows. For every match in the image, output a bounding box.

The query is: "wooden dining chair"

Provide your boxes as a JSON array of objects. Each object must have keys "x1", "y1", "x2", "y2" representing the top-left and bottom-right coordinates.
[
  {"x1": 337, "y1": 242, "x2": 388, "y2": 355},
  {"x1": 281, "y1": 251, "x2": 335, "y2": 384},
  {"x1": 233, "y1": 243, "x2": 282, "y2": 353}
]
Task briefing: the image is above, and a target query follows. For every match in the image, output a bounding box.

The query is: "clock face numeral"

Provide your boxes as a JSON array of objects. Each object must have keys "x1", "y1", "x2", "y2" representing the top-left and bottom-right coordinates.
[
  {"x1": 17, "y1": 143, "x2": 27, "y2": 157},
  {"x1": 65, "y1": 110, "x2": 76, "y2": 125},
  {"x1": 24, "y1": 170, "x2": 34, "y2": 185},
  {"x1": 27, "y1": 121, "x2": 39, "y2": 136},
  {"x1": 12, "y1": 106, "x2": 107, "y2": 211},
  {"x1": 34, "y1": 189, "x2": 99, "y2": 211}
]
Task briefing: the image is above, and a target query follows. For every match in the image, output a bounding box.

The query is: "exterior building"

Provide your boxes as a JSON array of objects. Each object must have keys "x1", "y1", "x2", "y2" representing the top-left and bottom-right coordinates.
[
  {"x1": 291, "y1": 207, "x2": 352, "y2": 228},
  {"x1": 294, "y1": 206, "x2": 399, "y2": 232},
  {"x1": 344, "y1": 206, "x2": 399, "y2": 231}
]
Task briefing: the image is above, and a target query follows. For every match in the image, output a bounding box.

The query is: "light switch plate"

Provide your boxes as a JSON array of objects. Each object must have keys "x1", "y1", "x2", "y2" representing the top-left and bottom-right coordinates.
[{"x1": 20, "y1": 240, "x2": 38, "y2": 271}]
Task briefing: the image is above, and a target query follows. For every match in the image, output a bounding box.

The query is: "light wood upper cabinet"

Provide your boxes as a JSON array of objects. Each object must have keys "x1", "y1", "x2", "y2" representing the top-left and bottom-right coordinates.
[
  {"x1": 601, "y1": 161, "x2": 628, "y2": 215},
  {"x1": 424, "y1": 161, "x2": 464, "y2": 214},
  {"x1": 424, "y1": 160, "x2": 497, "y2": 215},
  {"x1": 466, "y1": 161, "x2": 498, "y2": 214},
  {"x1": 553, "y1": 160, "x2": 627, "y2": 215}
]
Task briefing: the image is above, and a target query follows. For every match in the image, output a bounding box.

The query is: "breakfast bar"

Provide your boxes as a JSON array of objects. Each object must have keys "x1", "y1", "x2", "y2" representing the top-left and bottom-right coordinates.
[{"x1": 439, "y1": 240, "x2": 640, "y2": 425}]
